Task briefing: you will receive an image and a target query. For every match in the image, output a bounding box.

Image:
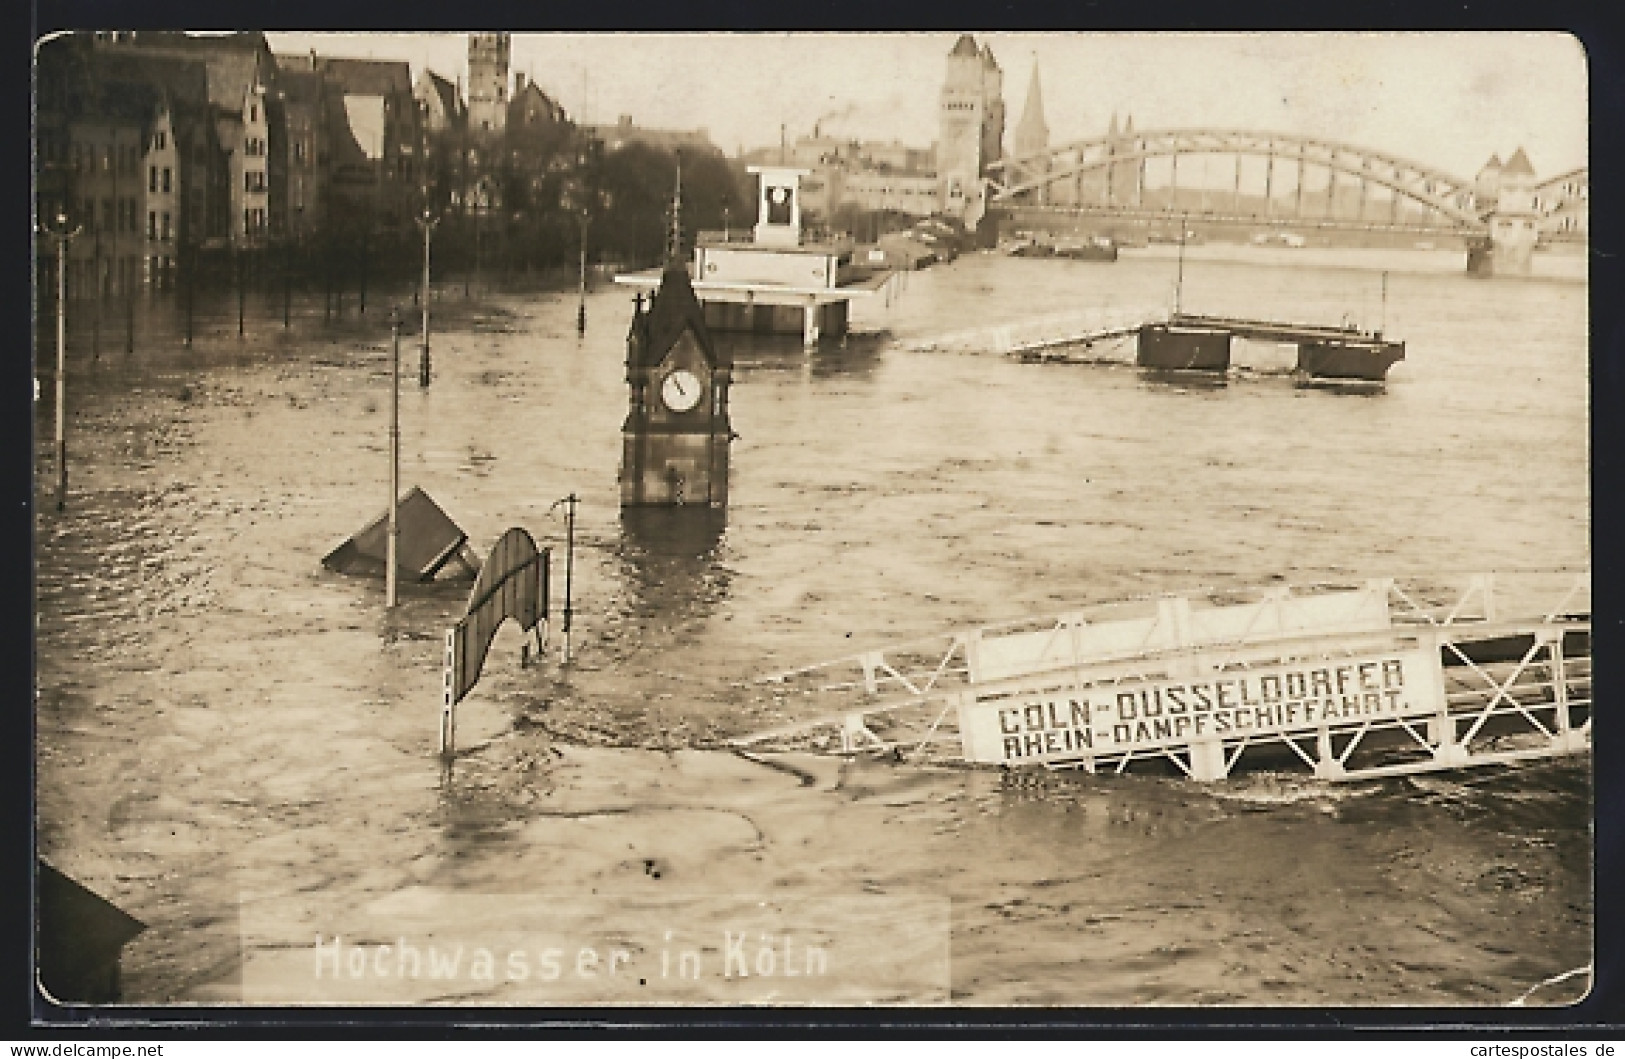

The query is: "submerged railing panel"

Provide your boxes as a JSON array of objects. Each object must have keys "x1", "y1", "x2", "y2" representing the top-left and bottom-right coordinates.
[{"x1": 740, "y1": 570, "x2": 1590, "y2": 782}]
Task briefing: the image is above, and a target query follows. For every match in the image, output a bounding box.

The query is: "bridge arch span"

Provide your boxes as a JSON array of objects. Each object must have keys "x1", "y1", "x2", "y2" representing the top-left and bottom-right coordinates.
[{"x1": 989, "y1": 128, "x2": 1486, "y2": 230}]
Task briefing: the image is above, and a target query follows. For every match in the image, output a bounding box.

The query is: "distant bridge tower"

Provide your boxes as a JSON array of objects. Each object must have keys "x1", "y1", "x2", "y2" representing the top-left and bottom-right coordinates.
[
  {"x1": 1109, "y1": 113, "x2": 1141, "y2": 208},
  {"x1": 468, "y1": 32, "x2": 510, "y2": 134},
  {"x1": 939, "y1": 33, "x2": 1005, "y2": 227},
  {"x1": 1469, "y1": 146, "x2": 1540, "y2": 276},
  {"x1": 1011, "y1": 58, "x2": 1050, "y2": 206}
]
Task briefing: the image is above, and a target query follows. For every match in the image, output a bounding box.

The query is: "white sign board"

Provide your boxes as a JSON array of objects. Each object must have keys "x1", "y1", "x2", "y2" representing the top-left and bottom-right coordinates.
[
  {"x1": 968, "y1": 587, "x2": 1392, "y2": 685},
  {"x1": 958, "y1": 647, "x2": 1441, "y2": 766}
]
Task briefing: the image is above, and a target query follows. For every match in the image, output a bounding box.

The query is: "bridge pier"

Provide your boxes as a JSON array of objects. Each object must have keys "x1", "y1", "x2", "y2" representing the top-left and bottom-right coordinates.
[{"x1": 1467, "y1": 212, "x2": 1538, "y2": 277}]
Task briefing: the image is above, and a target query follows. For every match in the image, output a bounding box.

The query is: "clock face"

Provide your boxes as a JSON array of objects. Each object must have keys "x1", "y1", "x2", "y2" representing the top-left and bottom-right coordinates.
[{"x1": 660, "y1": 368, "x2": 704, "y2": 413}]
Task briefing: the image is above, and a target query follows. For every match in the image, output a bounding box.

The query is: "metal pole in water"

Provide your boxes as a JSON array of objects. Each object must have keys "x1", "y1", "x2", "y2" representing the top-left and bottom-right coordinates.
[
  {"x1": 419, "y1": 211, "x2": 435, "y2": 387},
  {"x1": 1379, "y1": 270, "x2": 1388, "y2": 337},
  {"x1": 564, "y1": 493, "x2": 576, "y2": 662},
  {"x1": 1174, "y1": 212, "x2": 1187, "y2": 315},
  {"x1": 576, "y1": 211, "x2": 588, "y2": 336},
  {"x1": 50, "y1": 215, "x2": 79, "y2": 512},
  {"x1": 551, "y1": 493, "x2": 577, "y2": 662},
  {"x1": 283, "y1": 239, "x2": 292, "y2": 329},
  {"x1": 387, "y1": 309, "x2": 401, "y2": 609},
  {"x1": 184, "y1": 246, "x2": 194, "y2": 347}
]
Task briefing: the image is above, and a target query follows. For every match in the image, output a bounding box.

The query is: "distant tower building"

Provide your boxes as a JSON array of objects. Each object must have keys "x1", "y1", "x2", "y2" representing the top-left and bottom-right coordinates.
[
  {"x1": 467, "y1": 32, "x2": 510, "y2": 134},
  {"x1": 1011, "y1": 58, "x2": 1050, "y2": 205},
  {"x1": 979, "y1": 43, "x2": 1005, "y2": 171},
  {"x1": 1469, "y1": 147, "x2": 1540, "y2": 277},
  {"x1": 1096, "y1": 112, "x2": 1121, "y2": 206},
  {"x1": 1106, "y1": 112, "x2": 1140, "y2": 208},
  {"x1": 1119, "y1": 114, "x2": 1141, "y2": 208},
  {"x1": 938, "y1": 33, "x2": 1005, "y2": 225},
  {"x1": 1473, "y1": 152, "x2": 1503, "y2": 213}
]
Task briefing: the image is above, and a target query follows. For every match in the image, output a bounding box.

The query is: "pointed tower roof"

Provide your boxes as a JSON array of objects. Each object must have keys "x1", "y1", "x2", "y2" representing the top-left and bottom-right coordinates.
[
  {"x1": 950, "y1": 33, "x2": 980, "y2": 58},
  {"x1": 1108, "y1": 111, "x2": 1119, "y2": 137},
  {"x1": 1014, "y1": 59, "x2": 1048, "y2": 150},
  {"x1": 1480, "y1": 153, "x2": 1503, "y2": 173},
  {"x1": 627, "y1": 266, "x2": 728, "y2": 371},
  {"x1": 1123, "y1": 114, "x2": 1134, "y2": 135},
  {"x1": 1502, "y1": 147, "x2": 1536, "y2": 178},
  {"x1": 981, "y1": 42, "x2": 999, "y2": 69}
]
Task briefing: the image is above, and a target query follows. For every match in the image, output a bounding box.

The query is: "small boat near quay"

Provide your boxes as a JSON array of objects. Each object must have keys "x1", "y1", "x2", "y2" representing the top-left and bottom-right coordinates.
[
  {"x1": 1003, "y1": 233, "x2": 1119, "y2": 261},
  {"x1": 1052, "y1": 236, "x2": 1119, "y2": 261}
]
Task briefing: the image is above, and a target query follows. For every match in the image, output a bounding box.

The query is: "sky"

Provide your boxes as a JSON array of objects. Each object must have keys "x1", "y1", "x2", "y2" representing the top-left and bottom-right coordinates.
[{"x1": 264, "y1": 32, "x2": 1589, "y2": 180}]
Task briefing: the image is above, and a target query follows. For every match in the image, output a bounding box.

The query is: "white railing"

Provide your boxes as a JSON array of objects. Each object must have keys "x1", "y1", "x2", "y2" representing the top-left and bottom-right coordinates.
[{"x1": 738, "y1": 569, "x2": 1590, "y2": 781}]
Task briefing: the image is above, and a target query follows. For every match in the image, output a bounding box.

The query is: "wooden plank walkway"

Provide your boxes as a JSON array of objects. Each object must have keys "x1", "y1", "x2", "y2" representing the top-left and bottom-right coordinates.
[{"x1": 905, "y1": 304, "x2": 1171, "y2": 357}]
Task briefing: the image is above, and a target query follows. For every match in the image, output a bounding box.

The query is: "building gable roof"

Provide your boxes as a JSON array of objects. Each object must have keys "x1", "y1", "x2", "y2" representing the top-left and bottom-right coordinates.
[
  {"x1": 318, "y1": 57, "x2": 412, "y2": 98},
  {"x1": 417, "y1": 70, "x2": 463, "y2": 118},
  {"x1": 276, "y1": 64, "x2": 326, "y2": 107},
  {"x1": 78, "y1": 31, "x2": 273, "y2": 113},
  {"x1": 510, "y1": 80, "x2": 563, "y2": 124},
  {"x1": 202, "y1": 49, "x2": 264, "y2": 111}
]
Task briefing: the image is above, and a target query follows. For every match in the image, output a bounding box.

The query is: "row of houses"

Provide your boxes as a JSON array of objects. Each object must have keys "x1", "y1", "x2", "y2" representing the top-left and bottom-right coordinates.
[
  {"x1": 34, "y1": 31, "x2": 602, "y2": 301},
  {"x1": 35, "y1": 32, "x2": 432, "y2": 299}
]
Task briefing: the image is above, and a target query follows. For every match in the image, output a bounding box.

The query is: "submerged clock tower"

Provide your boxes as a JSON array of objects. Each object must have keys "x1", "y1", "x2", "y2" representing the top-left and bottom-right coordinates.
[{"x1": 620, "y1": 265, "x2": 735, "y2": 507}]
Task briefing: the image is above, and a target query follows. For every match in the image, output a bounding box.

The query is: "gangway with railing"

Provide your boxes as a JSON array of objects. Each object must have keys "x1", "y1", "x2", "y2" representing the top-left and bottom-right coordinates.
[{"x1": 737, "y1": 570, "x2": 1590, "y2": 782}]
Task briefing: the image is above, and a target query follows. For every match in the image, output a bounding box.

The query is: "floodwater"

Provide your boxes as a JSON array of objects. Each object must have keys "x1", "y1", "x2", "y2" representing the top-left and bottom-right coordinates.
[{"x1": 34, "y1": 244, "x2": 1591, "y2": 1007}]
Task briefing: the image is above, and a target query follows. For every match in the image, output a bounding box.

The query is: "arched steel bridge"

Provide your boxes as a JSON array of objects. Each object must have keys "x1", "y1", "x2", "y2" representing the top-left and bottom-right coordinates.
[{"x1": 987, "y1": 128, "x2": 1588, "y2": 238}]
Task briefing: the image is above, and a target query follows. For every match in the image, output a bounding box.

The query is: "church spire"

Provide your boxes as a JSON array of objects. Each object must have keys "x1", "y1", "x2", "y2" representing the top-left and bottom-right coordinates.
[{"x1": 1014, "y1": 57, "x2": 1049, "y2": 157}]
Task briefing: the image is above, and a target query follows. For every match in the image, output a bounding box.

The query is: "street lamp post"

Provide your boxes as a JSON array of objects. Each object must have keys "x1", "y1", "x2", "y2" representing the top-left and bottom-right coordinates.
[
  {"x1": 183, "y1": 240, "x2": 194, "y2": 346},
  {"x1": 386, "y1": 308, "x2": 402, "y2": 609},
  {"x1": 44, "y1": 212, "x2": 81, "y2": 512},
  {"x1": 283, "y1": 235, "x2": 292, "y2": 329},
  {"x1": 359, "y1": 226, "x2": 369, "y2": 315},
  {"x1": 474, "y1": 204, "x2": 483, "y2": 297},
  {"x1": 417, "y1": 209, "x2": 437, "y2": 387},
  {"x1": 576, "y1": 207, "x2": 588, "y2": 336}
]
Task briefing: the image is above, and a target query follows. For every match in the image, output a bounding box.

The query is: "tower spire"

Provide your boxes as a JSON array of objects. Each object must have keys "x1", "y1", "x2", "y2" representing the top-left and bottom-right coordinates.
[
  {"x1": 667, "y1": 150, "x2": 684, "y2": 266},
  {"x1": 1013, "y1": 56, "x2": 1049, "y2": 158}
]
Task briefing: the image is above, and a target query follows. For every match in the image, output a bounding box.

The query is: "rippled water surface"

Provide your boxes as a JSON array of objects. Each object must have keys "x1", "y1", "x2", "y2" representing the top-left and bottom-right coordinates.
[{"x1": 34, "y1": 245, "x2": 1590, "y2": 1006}]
